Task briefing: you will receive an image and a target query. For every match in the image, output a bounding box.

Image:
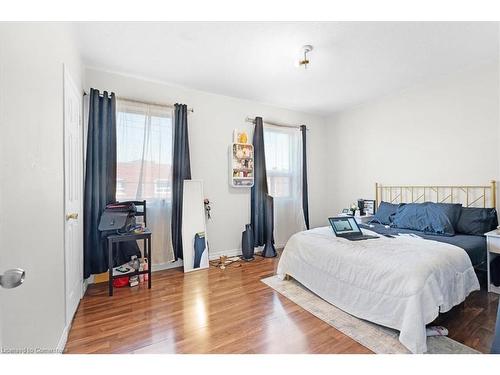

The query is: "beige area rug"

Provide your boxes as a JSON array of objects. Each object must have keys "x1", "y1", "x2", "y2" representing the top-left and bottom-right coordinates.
[{"x1": 261, "y1": 275, "x2": 479, "y2": 354}]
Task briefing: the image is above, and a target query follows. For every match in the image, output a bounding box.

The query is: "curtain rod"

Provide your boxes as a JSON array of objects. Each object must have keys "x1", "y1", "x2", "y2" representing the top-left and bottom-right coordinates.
[
  {"x1": 245, "y1": 117, "x2": 308, "y2": 131},
  {"x1": 83, "y1": 91, "x2": 194, "y2": 113}
]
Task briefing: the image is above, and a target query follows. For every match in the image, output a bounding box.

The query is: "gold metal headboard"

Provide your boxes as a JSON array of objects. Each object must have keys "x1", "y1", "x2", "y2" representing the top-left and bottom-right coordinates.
[{"x1": 375, "y1": 181, "x2": 497, "y2": 208}]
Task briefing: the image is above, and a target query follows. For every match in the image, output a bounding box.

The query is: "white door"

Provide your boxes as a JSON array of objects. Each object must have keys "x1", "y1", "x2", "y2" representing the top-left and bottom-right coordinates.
[{"x1": 63, "y1": 66, "x2": 83, "y2": 325}]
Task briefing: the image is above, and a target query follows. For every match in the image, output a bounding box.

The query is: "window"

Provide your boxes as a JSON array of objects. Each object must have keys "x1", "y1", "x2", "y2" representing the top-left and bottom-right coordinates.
[
  {"x1": 264, "y1": 125, "x2": 305, "y2": 246},
  {"x1": 154, "y1": 178, "x2": 171, "y2": 197},
  {"x1": 116, "y1": 99, "x2": 174, "y2": 264},
  {"x1": 116, "y1": 101, "x2": 173, "y2": 201},
  {"x1": 264, "y1": 128, "x2": 293, "y2": 198}
]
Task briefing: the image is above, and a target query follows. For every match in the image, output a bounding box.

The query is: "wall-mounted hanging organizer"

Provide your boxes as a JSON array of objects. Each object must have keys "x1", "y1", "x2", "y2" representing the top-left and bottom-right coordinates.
[{"x1": 230, "y1": 143, "x2": 254, "y2": 188}]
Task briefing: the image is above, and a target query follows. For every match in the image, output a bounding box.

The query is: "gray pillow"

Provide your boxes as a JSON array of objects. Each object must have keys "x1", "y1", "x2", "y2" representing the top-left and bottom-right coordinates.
[
  {"x1": 372, "y1": 201, "x2": 402, "y2": 225},
  {"x1": 456, "y1": 207, "x2": 498, "y2": 235},
  {"x1": 392, "y1": 202, "x2": 462, "y2": 236}
]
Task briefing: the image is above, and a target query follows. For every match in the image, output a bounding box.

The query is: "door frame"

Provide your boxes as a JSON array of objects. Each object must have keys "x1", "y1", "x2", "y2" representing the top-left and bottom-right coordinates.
[{"x1": 63, "y1": 64, "x2": 84, "y2": 327}]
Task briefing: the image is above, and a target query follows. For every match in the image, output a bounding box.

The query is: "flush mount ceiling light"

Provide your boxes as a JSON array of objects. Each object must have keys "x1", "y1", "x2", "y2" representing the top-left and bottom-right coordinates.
[{"x1": 297, "y1": 45, "x2": 313, "y2": 69}]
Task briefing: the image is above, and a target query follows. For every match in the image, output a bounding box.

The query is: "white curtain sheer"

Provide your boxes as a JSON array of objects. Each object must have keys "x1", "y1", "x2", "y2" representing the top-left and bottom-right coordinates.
[
  {"x1": 116, "y1": 99, "x2": 175, "y2": 265},
  {"x1": 264, "y1": 125, "x2": 306, "y2": 247}
]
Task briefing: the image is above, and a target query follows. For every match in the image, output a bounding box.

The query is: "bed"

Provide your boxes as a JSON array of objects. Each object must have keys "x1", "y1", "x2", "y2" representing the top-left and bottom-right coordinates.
[
  {"x1": 359, "y1": 222, "x2": 487, "y2": 269},
  {"x1": 276, "y1": 182, "x2": 497, "y2": 354}
]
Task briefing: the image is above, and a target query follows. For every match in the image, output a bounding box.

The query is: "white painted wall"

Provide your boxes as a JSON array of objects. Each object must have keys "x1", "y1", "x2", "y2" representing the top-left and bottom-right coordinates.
[
  {"x1": 85, "y1": 68, "x2": 328, "y2": 263},
  {"x1": 326, "y1": 64, "x2": 500, "y2": 214},
  {"x1": 0, "y1": 23, "x2": 83, "y2": 351}
]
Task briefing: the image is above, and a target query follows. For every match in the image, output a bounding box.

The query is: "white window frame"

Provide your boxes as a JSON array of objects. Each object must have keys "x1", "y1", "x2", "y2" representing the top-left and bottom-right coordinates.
[{"x1": 154, "y1": 178, "x2": 170, "y2": 195}]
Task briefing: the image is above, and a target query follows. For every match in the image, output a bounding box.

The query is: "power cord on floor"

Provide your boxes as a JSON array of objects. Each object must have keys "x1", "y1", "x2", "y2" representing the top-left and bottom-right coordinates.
[
  {"x1": 209, "y1": 256, "x2": 242, "y2": 269},
  {"x1": 209, "y1": 252, "x2": 271, "y2": 270}
]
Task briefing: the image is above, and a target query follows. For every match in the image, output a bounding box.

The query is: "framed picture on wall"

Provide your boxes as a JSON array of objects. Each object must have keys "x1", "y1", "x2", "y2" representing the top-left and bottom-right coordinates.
[{"x1": 364, "y1": 200, "x2": 376, "y2": 215}]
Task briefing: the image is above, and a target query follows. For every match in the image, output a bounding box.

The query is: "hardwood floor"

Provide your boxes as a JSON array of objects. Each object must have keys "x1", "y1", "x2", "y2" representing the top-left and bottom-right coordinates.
[
  {"x1": 65, "y1": 256, "x2": 498, "y2": 354},
  {"x1": 433, "y1": 274, "x2": 499, "y2": 354}
]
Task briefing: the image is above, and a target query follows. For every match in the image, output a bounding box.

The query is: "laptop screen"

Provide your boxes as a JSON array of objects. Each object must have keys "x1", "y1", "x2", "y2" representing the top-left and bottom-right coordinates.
[{"x1": 329, "y1": 217, "x2": 361, "y2": 235}]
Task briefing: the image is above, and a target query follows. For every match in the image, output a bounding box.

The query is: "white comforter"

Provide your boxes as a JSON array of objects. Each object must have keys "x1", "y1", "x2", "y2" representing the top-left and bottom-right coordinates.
[{"x1": 276, "y1": 227, "x2": 480, "y2": 353}]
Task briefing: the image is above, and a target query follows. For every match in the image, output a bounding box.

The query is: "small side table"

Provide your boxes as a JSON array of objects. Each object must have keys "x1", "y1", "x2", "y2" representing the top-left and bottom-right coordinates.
[
  {"x1": 107, "y1": 229, "x2": 152, "y2": 296},
  {"x1": 485, "y1": 229, "x2": 500, "y2": 294}
]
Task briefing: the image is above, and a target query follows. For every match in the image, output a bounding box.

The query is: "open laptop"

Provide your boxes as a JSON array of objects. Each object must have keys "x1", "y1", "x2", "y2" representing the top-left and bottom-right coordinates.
[{"x1": 328, "y1": 216, "x2": 379, "y2": 241}]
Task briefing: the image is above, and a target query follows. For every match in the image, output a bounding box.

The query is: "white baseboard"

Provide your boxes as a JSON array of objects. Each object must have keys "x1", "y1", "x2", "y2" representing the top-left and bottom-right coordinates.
[
  {"x1": 151, "y1": 259, "x2": 182, "y2": 272},
  {"x1": 85, "y1": 244, "x2": 280, "y2": 286},
  {"x1": 208, "y1": 244, "x2": 284, "y2": 260},
  {"x1": 57, "y1": 324, "x2": 70, "y2": 354},
  {"x1": 85, "y1": 260, "x2": 184, "y2": 285},
  {"x1": 82, "y1": 278, "x2": 89, "y2": 295},
  {"x1": 209, "y1": 248, "x2": 242, "y2": 260}
]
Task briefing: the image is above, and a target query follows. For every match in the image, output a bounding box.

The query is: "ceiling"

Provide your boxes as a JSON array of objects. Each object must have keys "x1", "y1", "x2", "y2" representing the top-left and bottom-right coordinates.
[{"x1": 75, "y1": 22, "x2": 499, "y2": 116}]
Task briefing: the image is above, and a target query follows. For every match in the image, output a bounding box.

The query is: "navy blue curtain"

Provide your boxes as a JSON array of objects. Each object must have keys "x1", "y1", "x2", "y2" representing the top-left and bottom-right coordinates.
[
  {"x1": 300, "y1": 125, "x2": 310, "y2": 230},
  {"x1": 262, "y1": 195, "x2": 276, "y2": 257},
  {"x1": 251, "y1": 117, "x2": 276, "y2": 256},
  {"x1": 251, "y1": 117, "x2": 269, "y2": 246},
  {"x1": 492, "y1": 302, "x2": 500, "y2": 353},
  {"x1": 83, "y1": 89, "x2": 116, "y2": 278},
  {"x1": 171, "y1": 104, "x2": 191, "y2": 260}
]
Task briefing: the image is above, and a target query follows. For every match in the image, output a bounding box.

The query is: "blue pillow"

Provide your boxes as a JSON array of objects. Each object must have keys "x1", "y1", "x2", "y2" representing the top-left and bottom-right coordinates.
[
  {"x1": 433, "y1": 202, "x2": 463, "y2": 230},
  {"x1": 372, "y1": 201, "x2": 402, "y2": 225},
  {"x1": 392, "y1": 202, "x2": 462, "y2": 236},
  {"x1": 456, "y1": 207, "x2": 498, "y2": 235}
]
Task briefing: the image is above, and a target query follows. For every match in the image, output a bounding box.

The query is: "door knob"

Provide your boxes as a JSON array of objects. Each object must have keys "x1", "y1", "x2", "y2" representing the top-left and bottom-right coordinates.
[
  {"x1": 66, "y1": 213, "x2": 78, "y2": 220},
  {"x1": 0, "y1": 268, "x2": 25, "y2": 289}
]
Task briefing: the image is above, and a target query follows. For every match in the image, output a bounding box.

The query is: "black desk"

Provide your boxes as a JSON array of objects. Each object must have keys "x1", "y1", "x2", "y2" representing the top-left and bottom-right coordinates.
[{"x1": 107, "y1": 229, "x2": 152, "y2": 296}]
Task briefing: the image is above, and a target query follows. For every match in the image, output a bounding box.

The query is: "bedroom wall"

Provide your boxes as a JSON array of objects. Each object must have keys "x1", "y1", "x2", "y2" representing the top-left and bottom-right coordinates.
[
  {"x1": 0, "y1": 23, "x2": 83, "y2": 351},
  {"x1": 326, "y1": 63, "x2": 500, "y2": 214},
  {"x1": 85, "y1": 68, "x2": 328, "y2": 264}
]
